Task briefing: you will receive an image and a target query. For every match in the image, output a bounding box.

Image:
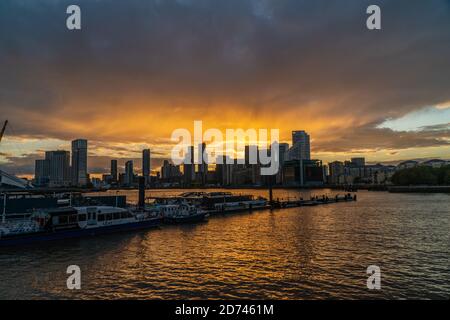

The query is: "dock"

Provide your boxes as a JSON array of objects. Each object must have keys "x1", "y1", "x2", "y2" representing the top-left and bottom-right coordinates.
[{"x1": 205, "y1": 193, "x2": 357, "y2": 216}]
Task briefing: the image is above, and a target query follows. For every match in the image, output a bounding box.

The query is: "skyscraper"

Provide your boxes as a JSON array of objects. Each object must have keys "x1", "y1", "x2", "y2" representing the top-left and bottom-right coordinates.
[
  {"x1": 198, "y1": 143, "x2": 207, "y2": 185},
  {"x1": 45, "y1": 150, "x2": 71, "y2": 187},
  {"x1": 142, "y1": 149, "x2": 151, "y2": 183},
  {"x1": 183, "y1": 146, "x2": 195, "y2": 186},
  {"x1": 34, "y1": 159, "x2": 50, "y2": 186},
  {"x1": 71, "y1": 139, "x2": 88, "y2": 186},
  {"x1": 290, "y1": 131, "x2": 310, "y2": 160},
  {"x1": 111, "y1": 160, "x2": 118, "y2": 183},
  {"x1": 125, "y1": 160, "x2": 134, "y2": 186}
]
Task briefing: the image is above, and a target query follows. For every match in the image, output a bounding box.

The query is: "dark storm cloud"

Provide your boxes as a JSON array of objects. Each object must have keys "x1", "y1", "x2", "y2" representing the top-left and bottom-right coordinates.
[
  {"x1": 314, "y1": 123, "x2": 450, "y2": 153},
  {"x1": 1, "y1": 0, "x2": 450, "y2": 154}
]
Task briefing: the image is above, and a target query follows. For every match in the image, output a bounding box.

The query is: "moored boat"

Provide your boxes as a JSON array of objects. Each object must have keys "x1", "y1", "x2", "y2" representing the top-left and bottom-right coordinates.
[
  {"x1": 158, "y1": 203, "x2": 208, "y2": 224},
  {"x1": 0, "y1": 206, "x2": 161, "y2": 247}
]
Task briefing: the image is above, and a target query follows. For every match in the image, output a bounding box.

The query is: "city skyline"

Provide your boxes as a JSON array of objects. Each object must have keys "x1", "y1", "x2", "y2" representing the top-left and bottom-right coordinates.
[{"x1": 1, "y1": 0, "x2": 450, "y2": 177}]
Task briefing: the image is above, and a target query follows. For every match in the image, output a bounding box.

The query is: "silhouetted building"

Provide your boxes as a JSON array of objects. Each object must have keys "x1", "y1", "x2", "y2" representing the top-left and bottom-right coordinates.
[
  {"x1": 329, "y1": 161, "x2": 344, "y2": 184},
  {"x1": 283, "y1": 159, "x2": 324, "y2": 187},
  {"x1": 198, "y1": 143, "x2": 208, "y2": 185},
  {"x1": 45, "y1": 151, "x2": 71, "y2": 187},
  {"x1": 71, "y1": 139, "x2": 88, "y2": 186},
  {"x1": 34, "y1": 159, "x2": 50, "y2": 186},
  {"x1": 142, "y1": 149, "x2": 151, "y2": 183},
  {"x1": 111, "y1": 160, "x2": 118, "y2": 183},
  {"x1": 161, "y1": 160, "x2": 182, "y2": 181},
  {"x1": 289, "y1": 130, "x2": 310, "y2": 160},
  {"x1": 125, "y1": 160, "x2": 134, "y2": 186},
  {"x1": 183, "y1": 146, "x2": 195, "y2": 186},
  {"x1": 351, "y1": 157, "x2": 365, "y2": 168}
]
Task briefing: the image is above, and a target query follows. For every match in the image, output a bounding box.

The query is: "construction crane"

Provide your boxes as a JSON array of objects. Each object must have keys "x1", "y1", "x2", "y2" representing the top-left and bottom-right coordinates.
[{"x1": 0, "y1": 120, "x2": 8, "y2": 145}]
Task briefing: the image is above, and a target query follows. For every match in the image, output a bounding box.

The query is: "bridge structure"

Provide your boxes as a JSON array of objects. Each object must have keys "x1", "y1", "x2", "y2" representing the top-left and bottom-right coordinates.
[
  {"x1": 0, "y1": 120, "x2": 33, "y2": 190},
  {"x1": 0, "y1": 169, "x2": 32, "y2": 190}
]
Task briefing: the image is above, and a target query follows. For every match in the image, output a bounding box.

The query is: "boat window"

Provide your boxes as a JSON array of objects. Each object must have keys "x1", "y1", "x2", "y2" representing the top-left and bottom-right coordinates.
[
  {"x1": 98, "y1": 214, "x2": 105, "y2": 221},
  {"x1": 106, "y1": 213, "x2": 112, "y2": 220},
  {"x1": 78, "y1": 214, "x2": 87, "y2": 222},
  {"x1": 59, "y1": 215, "x2": 68, "y2": 224},
  {"x1": 69, "y1": 215, "x2": 77, "y2": 223},
  {"x1": 113, "y1": 212, "x2": 121, "y2": 220}
]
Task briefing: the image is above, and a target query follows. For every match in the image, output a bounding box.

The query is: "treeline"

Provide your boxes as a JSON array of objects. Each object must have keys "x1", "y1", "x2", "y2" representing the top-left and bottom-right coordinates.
[{"x1": 391, "y1": 165, "x2": 450, "y2": 186}]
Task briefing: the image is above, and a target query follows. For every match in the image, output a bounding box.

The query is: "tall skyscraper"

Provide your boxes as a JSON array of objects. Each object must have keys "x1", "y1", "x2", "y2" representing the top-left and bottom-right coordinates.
[
  {"x1": 125, "y1": 160, "x2": 134, "y2": 186},
  {"x1": 290, "y1": 131, "x2": 311, "y2": 160},
  {"x1": 183, "y1": 146, "x2": 195, "y2": 186},
  {"x1": 71, "y1": 139, "x2": 88, "y2": 186},
  {"x1": 279, "y1": 143, "x2": 289, "y2": 166},
  {"x1": 245, "y1": 145, "x2": 259, "y2": 166},
  {"x1": 198, "y1": 143, "x2": 207, "y2": 185},
  {"x1": 111, "y1": 160, "x2": 118, "y2": 183},
  {"x1": 45, "y1": 150, "x2": 70, "y2": 186},
  {"x1": 142, "y1": 149, "x2": 151, "y2": 183},
  {"x1": 351, "y1": 157, "x2": 365, "y2": 167}
]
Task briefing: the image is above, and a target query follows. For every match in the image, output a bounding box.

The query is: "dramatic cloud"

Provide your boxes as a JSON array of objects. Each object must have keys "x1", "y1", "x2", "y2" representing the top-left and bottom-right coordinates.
[{"x1": 1, "y1": 0, "x2": 450, "y2": 174}]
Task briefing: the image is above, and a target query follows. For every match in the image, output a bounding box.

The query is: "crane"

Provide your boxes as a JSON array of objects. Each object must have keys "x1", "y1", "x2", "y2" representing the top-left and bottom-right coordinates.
[{"x1": 0, "y1": 120, "x2": 7, "y2": 144}]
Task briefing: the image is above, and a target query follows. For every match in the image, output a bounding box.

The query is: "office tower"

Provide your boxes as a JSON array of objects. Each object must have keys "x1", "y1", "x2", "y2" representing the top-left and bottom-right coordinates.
[
  {"x1": 290, "y1": 131, "x2": 311, "y2": 160},
  {"x1": 197, "y1": 143, "x2": 208, "y2": 185},
  {"x1": 71, "y1": 139, "x2": 88, "y2": 186},
  {"x1": 125, "y1": 160, "x2": 134, "y2": 186},
  {"x1": 278, "y1": 143, "x2": 289, "y2": 167},
  {"x1": 111, "y1": 160, "x2": 118, "y2": 183},
  {"x1": 34, "y1": 159, "x2": 50, "y2": 186},
  {"x1": 351, "y1": 157, "x2": 366, "y2": 167},
  {"x1": 276, "y1": 143, "x2": 289, "y2": 184},
  {"x1": 183, "y1": 146, "x2": 195, "y2": 186},
  {"x1": 142, "y1": 149, "x2": 151, "y2": 183},
  {"x1": 245, "y1": 145, "x2": 259, "y2": 166},
  {"x1": 45, "y1": 151, "x2": 70, "y2": 186}
]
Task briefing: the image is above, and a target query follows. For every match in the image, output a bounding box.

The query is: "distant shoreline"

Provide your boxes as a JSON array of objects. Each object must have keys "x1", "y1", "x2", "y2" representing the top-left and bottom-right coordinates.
[{"x1": 2, "y1": 185, "x2": 450, "y2": 194}]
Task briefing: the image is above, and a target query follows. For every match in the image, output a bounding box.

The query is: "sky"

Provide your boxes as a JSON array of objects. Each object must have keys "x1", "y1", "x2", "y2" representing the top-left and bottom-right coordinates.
[{"x1": 0, "y1": 0, "x2": 450, "y2": 177}]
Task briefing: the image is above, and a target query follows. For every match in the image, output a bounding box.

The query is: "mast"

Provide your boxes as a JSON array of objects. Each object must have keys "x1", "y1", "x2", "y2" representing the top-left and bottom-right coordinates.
[{"x1": 0, "y1": 120, "x2": 8, "y2": 144}]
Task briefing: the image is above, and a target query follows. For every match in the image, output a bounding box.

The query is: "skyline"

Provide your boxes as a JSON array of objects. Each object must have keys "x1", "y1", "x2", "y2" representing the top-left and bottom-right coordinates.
[{"x1": 1, "y1": 0, "x2": 450, "y2": 177}]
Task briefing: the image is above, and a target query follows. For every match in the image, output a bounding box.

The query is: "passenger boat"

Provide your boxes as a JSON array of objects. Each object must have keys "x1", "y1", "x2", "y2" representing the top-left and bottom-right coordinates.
[
  {"x1": 0, "y1": 206, "x2": 161, "y2": 247},
  {"x1": 151, "y1": 192, "x2": 268, "y2": 213},
  {"x1": 158, "y1": 203, "x2": 208, "y2": 224}
]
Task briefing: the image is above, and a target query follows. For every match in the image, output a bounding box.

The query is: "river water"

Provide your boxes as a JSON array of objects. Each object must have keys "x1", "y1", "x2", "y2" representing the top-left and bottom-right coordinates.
[{"x1": 0, "y1": 189, "x2": 449, "y2": 299}]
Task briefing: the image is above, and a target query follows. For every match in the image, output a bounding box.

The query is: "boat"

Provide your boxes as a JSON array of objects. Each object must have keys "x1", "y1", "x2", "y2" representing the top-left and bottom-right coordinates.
[
  {"x1": 151, "y1": 192, "x2": 268, "y2": 214},
  {"x1": 0, "y1": 205, "x2": 161, "y2": 247},
  {"x1": 158, "y1": 203, "x2": 208, "y2": 224}
]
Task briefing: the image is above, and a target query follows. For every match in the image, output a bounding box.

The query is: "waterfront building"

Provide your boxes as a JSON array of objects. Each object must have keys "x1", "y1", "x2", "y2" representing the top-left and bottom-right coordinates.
[
  {"x1": 282, "y1": 159, "x2": 324, "y2": 187},
  {"x1": 289, "y1": 131, "x2": 311, "y2": 161},
  {"x1": 329, "y1": 161, "x2": 344, "y2": 184},
  {"x1": 45, "y1": 151, "x2": 71, "y2": 187},
  {"x1": 198, "y1": 143, "x2": 208, "y2": 185},
  {"x1": 183, "y1": 146, "x2": 195, "y2": 186},
  {"x1": 125, "y1": 160, "x2": 134, "y2": 186},
  {"x1": 71, "y1": 139, "x2": 88, "y2": 186},
  {"x1": 161, "y1": 160, "x2": 182, "y2": 182},
  {"x1": 142, "y1": 149, "x2": 151, "y2": 184},
  {"x1": 111, "y1": 160, "x2": 118, "y2": 183},
  {"x1": 34, "y1": 159, "x2": 50, "y2": 186},
  {"x1": 351, "y1": 157, "x2": 366, "y2": 168}
]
